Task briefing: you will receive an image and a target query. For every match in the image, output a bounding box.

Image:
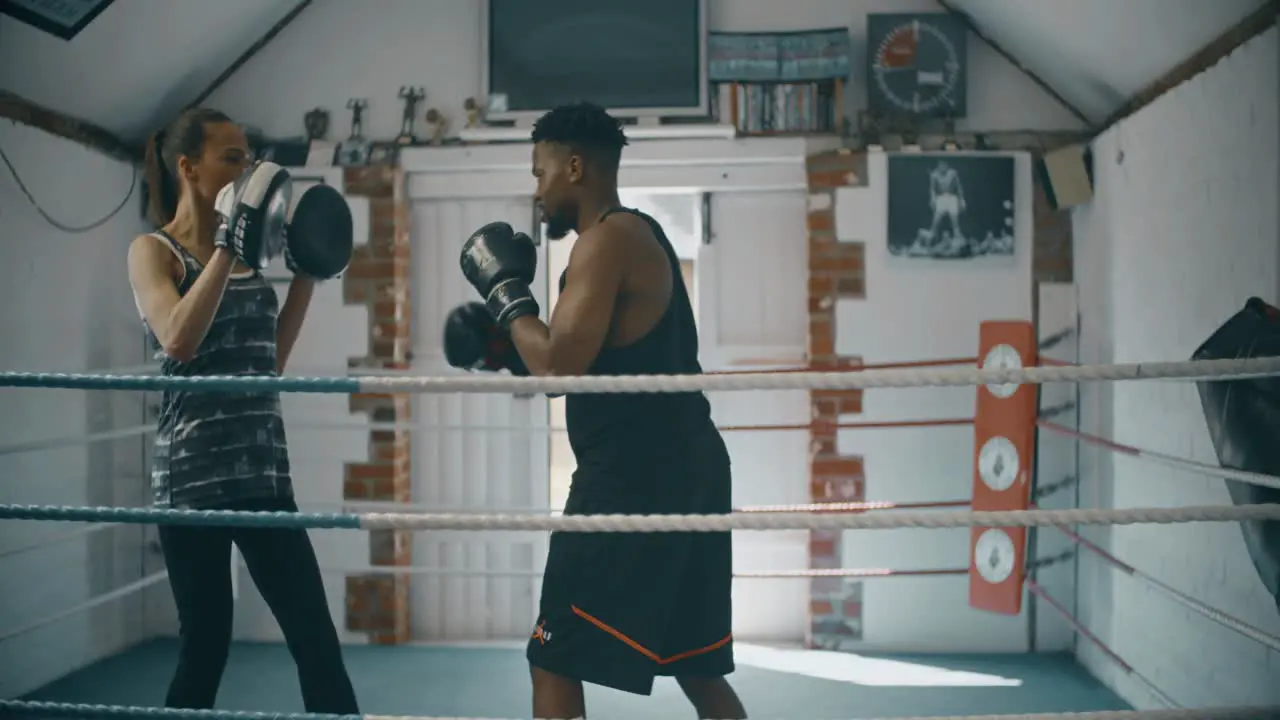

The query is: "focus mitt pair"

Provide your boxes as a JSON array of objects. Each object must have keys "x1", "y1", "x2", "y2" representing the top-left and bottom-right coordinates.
[{"x1": 214, "y1": 163, "x2": 353, "y2": 280}]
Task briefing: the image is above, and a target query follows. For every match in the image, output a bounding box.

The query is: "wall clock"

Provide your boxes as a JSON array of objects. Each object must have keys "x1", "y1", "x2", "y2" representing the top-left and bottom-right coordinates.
[{"x1": 866, "y1": 13, "x2": 967, "y2": 119}]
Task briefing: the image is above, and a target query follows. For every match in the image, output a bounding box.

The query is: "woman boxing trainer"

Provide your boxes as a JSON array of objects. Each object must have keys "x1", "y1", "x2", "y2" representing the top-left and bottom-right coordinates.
[{"x1": 127, "y1": 107, "x2": 358, "y2": 712}]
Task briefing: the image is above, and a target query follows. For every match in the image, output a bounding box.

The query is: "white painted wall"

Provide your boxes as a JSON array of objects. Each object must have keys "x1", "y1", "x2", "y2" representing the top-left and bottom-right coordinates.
[
  {"x1": 1072, "y1": 27, "x2": 1280, "y2": 710},
  {"x1": 0, "y1": 122, "x2": 153, "y2": 696},
  {"x1": 831, "y1": 150, "x2": 1042, "y2": 652},
  {"x1": 205, "y1": 0, "x2": 1084, "y2": 140},
  {"x1": 1032, "y1": 282, "x2": 1081, "y2": 653}
]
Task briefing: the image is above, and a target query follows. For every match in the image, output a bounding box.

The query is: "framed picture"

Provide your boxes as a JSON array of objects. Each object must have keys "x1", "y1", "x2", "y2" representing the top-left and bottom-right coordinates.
[
  {"x1": 887, "y1": 154, "x2": 1015, "y2": 259},
  {"x1": 1, "y1": 0, "x2": 115, "y2": 41}
]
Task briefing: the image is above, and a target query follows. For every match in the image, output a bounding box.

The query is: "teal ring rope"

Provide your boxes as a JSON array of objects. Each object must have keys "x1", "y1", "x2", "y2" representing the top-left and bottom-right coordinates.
[
  {"x1": 0, "y1": 372, "x2": 362, "y2": 394},
  {"x1": 0, "y1": 505, "x2": 362, "y2": 529},
  {"x1": 0, "y1": 701, "x2": 524, "y2": 720},
  {"x1": 0, "y1": 701, "x2": 363, "y2": 720}
]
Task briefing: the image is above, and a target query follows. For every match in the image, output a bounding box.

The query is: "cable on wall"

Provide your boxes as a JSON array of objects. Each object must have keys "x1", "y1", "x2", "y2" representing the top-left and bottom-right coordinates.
[{"x1": 0, "y1": 132, "x2": 137, "y2": 234}]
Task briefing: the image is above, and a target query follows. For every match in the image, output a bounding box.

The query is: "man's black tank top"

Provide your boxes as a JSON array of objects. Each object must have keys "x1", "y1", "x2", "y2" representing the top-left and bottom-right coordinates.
[{"x1": 560, "y1": 207, "x2": 715, "y2": 477}]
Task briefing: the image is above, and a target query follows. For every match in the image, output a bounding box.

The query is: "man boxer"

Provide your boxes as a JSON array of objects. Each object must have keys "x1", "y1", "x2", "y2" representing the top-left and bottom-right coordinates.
[{"x1": 448, "y1": 102, "x2": 747, "y2": 720}]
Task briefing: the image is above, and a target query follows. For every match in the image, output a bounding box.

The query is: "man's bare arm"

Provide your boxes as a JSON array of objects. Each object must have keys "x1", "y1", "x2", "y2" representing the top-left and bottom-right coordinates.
[{"x1": 507, "y1": 225, "x2": 627, "y2": 376}]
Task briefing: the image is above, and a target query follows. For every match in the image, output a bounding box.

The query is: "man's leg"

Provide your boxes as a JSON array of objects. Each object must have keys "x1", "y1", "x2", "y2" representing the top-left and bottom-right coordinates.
[
  {"x1": 666, "y1": 432, "x2": 746, "y2": 719},
  {"x1": 530, "y1": 665, "x2": 585, "y2": 720},
  {"x1": 944, "y1": 208, "x2": 962, "y2": 242},
  {"x1": 527, "y1": 525, "x2": 672, "y2": 716},
  {"x1": 528, "y1": 529, "x2": 596, "y2": 719},
  {"x1": 677, "y1": 676, "x2": 747, "y2": 720},
  {"x1": 661, "y1": 527, "x2": 745, "y2": 720}
]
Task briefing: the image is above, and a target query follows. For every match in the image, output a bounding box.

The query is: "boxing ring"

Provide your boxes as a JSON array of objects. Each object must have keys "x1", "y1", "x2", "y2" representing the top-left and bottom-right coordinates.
[{"x1": 2, "y1": 321, "x2": 1280, "y2": 719}]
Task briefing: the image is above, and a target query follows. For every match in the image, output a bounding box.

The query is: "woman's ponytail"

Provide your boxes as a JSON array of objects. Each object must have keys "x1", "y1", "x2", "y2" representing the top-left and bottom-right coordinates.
[{"x1": 143, "y1": 129, "x2": 177, "y2": 227}]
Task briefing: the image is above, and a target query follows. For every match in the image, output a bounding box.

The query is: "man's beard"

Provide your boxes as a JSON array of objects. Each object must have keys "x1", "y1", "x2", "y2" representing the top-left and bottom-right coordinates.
[{"x1": 544, "y1": 209, "x2": 575, "y2": 240}]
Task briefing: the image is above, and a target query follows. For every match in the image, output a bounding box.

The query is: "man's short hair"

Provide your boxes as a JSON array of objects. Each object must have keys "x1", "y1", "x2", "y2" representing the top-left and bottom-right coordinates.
[{"x1": 531, "y1": 102, "x2": 629, "y2": 171}]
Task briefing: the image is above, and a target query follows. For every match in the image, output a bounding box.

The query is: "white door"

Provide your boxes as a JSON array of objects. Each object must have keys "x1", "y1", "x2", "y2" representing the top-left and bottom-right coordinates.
[
  {"x1": 409, "y1": 197, "x2": 549, "y2": 640},
  {"x1": 699, "y1": 190, "x2": 811, "y2": 643}
]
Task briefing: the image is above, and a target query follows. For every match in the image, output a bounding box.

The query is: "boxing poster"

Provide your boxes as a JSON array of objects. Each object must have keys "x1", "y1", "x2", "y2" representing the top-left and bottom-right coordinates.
[{"x1": 886, "y1": 154, "x2": 1015, "y2": 260}]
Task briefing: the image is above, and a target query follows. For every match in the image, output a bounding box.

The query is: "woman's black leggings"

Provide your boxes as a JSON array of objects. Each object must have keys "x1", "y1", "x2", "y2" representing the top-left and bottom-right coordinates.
[{"x1": 158, "y1": 497, "x2": 359, "y2": 713}]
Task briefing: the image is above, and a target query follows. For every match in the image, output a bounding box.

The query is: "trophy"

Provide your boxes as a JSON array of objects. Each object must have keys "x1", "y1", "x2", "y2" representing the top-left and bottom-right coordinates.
[
  {"x1": 397, "y1": 86, "x2": 426, "y2": 145},
  {"x1": 302, "y1": 107, "x2": 336, "y2": 167},
  {"x1": 424, "y1": 108, "x2": 448, "y2": 146},
  {"x1": 336, "y1": 98, "x2": 371, "y2": 166},
  {"x1": 304, "y1": 107, "x2": 329, "y2": 141},
  {"x1": 464, "y1": 97, "x2": 483, "y2": 129}
]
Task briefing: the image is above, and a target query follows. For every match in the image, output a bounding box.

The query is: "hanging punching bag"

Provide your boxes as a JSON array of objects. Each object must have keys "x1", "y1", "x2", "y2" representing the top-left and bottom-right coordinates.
[{"x1": 1193, "y1": 297, "x2": 1280, "y2": 615}]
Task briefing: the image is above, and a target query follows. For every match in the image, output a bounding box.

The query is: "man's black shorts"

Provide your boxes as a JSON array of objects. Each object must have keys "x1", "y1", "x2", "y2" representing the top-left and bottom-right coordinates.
[{"x1": 526, "y1": 430, "x2": 735, "y2": 695}]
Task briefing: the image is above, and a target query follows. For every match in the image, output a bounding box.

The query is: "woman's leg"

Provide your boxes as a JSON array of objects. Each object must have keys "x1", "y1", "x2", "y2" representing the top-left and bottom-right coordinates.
[
  {"x1": 234, "y1": 498, "x2": 359, "y2": 714},
  {"x1": 158, "y1": 523, "x2": 235, "y2": 709}
]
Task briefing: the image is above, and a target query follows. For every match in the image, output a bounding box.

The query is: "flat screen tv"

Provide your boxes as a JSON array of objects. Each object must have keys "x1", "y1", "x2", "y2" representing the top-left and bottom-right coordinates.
[{"x1": 481, "y1": 0, "x2": 709, "y2": 125}]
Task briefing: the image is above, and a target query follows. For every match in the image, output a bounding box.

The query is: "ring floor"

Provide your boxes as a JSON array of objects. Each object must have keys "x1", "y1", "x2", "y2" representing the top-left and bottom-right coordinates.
[{"x1": 14, "y1": 639, "x2": 1130, "y2": 719}]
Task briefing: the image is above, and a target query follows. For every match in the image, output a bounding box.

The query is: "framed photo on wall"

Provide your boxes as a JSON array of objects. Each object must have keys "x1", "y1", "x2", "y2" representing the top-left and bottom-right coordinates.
[{"x1": 886, "y1": 154, "x2": 1015, "y2": 259}]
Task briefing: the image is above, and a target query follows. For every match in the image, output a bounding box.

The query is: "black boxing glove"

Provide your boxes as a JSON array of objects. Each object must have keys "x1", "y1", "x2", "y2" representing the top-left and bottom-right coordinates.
[
  {"x1": 443, "y1": 302, "x2": 529, "y2": 376},
  {"x1": 459, "y1": 221, "x2": 540, "y2": 327}
]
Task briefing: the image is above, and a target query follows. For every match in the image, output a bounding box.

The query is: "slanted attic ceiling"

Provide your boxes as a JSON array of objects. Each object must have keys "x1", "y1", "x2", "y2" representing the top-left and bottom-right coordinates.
[
  {"x1": 946, "y1": 0, "x2": 1273, "y2": 124},
  {"x1": 0, "y1": 0, "x2": 1272, "y2": 143},
  {"x1": 0, "y1": 0, "x2": 301, "y2": 143}
]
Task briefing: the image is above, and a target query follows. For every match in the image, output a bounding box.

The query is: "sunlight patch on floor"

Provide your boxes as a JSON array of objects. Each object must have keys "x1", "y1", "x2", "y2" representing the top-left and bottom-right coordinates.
[{"x1": 733, "y1": 644, "x2": 1025, "y2": 687}]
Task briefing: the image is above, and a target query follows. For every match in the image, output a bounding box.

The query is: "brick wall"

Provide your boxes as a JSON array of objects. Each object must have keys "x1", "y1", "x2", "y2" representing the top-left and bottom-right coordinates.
[
  {"x1": 805, "y1": 150, "x2": 867, "y2": 647},
  {"x1": 339, "y1": 166, "x2": 414, "y2": 644}
]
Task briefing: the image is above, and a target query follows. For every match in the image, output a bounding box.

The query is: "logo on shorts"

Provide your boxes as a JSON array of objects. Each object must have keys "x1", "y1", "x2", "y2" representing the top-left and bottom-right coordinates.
[{"x1": 531, "y1": 620, "x2": 553, "y2": 644}]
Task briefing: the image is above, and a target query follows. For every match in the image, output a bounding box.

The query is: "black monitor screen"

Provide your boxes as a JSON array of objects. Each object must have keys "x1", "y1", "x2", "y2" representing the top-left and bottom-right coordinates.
[{"x1": 488, "y1": 0, "x2": 704, "y2": 112}]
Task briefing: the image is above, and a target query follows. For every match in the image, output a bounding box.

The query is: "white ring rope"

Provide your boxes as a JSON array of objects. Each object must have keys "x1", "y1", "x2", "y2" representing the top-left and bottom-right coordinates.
[
  {"x1": 323, "y1": 356, "x2": 1280, "y2": 392},
  {"x1": 1051, "y1": 522, "x2": 1280, "y2": 653},
  {"x1": 315, "y1": 564, "x2": 971, "y2": 579},
  {"x1": 0, "y1": 707, "x2": 1275, "y2": 720},
  {"x1": 0, "y1": 424, "x2": 154, "y2": 456},
  {"x1": 11, "y1": 356, "x2": 1278, "y2": 396},
  {"x1": 1041, "y1": 422, "x2": 1280, "y2": 492},
  {"x1": 328, "y1": 710, "x2": 1280, "y2": 720},
  {"x1": 348, "y1": 504, "x2": 1280, "y2": 532},
  {"x1": 0, "y1": 521, "x2": 113, "y2": 560},
  {"x1": 1026, "y1": 579, "x2": 1179, "y2": 708},
  {"x1": 0, "y1": 570, "x2": 169, "y2": 642}
]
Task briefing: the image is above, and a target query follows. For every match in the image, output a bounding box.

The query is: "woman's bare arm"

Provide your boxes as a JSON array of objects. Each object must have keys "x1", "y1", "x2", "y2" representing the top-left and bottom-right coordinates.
[
  {"x1": 127, "y1": 235, "x2": 236, "y2": 362},
  {"x1": 274, "y1": 276, "x2": 315, "y2": 373}
]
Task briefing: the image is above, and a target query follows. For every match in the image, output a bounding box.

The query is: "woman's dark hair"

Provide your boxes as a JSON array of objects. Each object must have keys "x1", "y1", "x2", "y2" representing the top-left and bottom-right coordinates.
[{"x1": 143, "y1": 107, "x2": 233, "y2": 226}]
